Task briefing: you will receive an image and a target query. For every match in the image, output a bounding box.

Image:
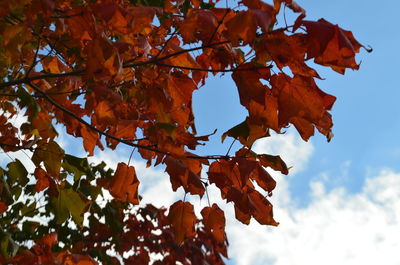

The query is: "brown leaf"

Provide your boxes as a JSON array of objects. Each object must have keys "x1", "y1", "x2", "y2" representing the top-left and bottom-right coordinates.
[
  {"x1": 258, "y1": 154, "x2": 288, "y2": 175},
  {"x1": 248, "y1": 189, "x2": 278, "y2": 226},
  {"x1": 165, "y1": 157, "x2": 205, "y2": 196}
]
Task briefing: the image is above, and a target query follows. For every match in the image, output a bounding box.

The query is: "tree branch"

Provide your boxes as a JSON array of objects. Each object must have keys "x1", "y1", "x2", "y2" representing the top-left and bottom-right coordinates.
[
  {"x1": 156, "y1": 62, "x2": 271, "y2": 72},
  {"x1": 24, "y1": 82, "x2": 237, "y2": 161},
  {"x1": 26, "y1": 82, "x2": 157, "y2": 150},
  {"x1": 0, "y1": 40, "x2": 230, "y2": 89}
]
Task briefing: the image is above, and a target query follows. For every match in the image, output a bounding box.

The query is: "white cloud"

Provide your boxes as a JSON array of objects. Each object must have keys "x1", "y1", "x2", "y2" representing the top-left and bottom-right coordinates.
[
  {"x1": 6, "y1": 122, "x2": 399, "y2": 265},
  {"x1": 225, "y1": 133, "x2": 400, "y2": 265}
]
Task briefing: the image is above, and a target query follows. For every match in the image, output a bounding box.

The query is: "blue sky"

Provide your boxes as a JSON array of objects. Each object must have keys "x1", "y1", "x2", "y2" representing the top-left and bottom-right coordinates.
[
  {"x1": 192, "y1": 0, "x2": 400, "y2": 203},
  {"x1": 1, "y1": 0, "x2": 400, "y2": 264},
  {"x1": 191, "y1": 0, "x2": 400, "y2": 264}
]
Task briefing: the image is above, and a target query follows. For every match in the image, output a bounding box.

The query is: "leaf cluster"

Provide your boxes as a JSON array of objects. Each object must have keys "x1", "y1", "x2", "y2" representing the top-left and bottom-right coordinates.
[{"x1": 0, "y1": 0, "x2": 367, "y2": 263}]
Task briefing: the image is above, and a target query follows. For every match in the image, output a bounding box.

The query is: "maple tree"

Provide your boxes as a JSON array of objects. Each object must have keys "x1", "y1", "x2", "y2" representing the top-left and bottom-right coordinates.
[{"x1": 0, "y1": 0, "x2": 369, "y2": 264}]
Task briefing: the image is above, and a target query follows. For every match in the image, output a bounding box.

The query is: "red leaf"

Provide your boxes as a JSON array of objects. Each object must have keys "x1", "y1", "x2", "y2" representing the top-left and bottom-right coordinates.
[
  {"x1": 0, "y1": 202, "x2": 8, "y2": 215},
  {"x1": 36, "y1": 232, "x2": 58, "y2": 248}
]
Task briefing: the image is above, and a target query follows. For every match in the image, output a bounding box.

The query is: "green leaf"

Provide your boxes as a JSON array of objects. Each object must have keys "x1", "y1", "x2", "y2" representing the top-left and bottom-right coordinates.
[
  {"x1": 20, "y1": 201, "x2": 37, "y2": 217},
  {"x1": 7, "y1": 159, "x2": 28, "y2": 186},
  {"x1": 0, "y1": 230, "x2": 18, "y2": 259},
  {"x1": 51, "y1": 187, "x2": 88, "y2": 227},
  {"x1": 22, "y1": 221, "x2": 40, "y2": 233},
  {"x1": 1, "y1": 169, "x2": 14, "y2": 204},
  {"x1": 200, "y1": 2, "x2": 215, "y2": 9},
  {"x1": 62, "y1": 188, "x2": 88, "y2": 226},
  {"x1": 17, "y1": 87, "x2": 40, "y2": 116},
  {"x1": 50, "y1": 191, "x2": 69, "y2": 225},
  {"x1": 62, "y1": 154, "x2": 92, "y2": 181}
]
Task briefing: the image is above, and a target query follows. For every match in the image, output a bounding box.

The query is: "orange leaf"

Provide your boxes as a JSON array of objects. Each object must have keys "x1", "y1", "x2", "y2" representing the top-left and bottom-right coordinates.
[
  {"x1": 80, "y1": 125, "x2": 100, "y2": 156},
  {"x1": 271, "y1": 74, "x2": 336, "y2": 140},
  {"x1": 237, "y1": 158, "x2": 276, "y2": 193},
  {"x1": 107, "y1": 162, "x2": 140, "y2": 204},
  {"x1": 94, "y1": 100, "x2": 116, "y2": 125},
  {"x1": 34, "y1": 167, "x2": 50, "y2": 192},
  {"x1": 167, "y1": 200, "x2": 196, "y2": 244},
  {"x1": 201, "y1": 204, "x2": 226, "y2": 243},
  {"x1": 36, "y1": 232, "x2": 58, "y2": 248},
  {"x1": 302, "y1": 19, "x2": 362, "y2": 73},
  {"x1": 179, "y1": 9, "x2": 218, "y2": 43},
  {"x1": 225, "y1": 11, "x2": 257, "y2": 45}
]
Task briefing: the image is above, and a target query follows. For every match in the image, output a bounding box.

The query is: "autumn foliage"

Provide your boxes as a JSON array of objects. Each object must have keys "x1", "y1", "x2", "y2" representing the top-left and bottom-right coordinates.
[{"x1": 0, "y1": 0, "x2": 367, "y2": 264}]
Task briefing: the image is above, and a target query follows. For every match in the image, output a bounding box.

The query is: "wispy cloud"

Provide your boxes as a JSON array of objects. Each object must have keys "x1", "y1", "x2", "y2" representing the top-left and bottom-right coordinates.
[{"x1": 224, "y1": 132, "x2": 400, "y2": 265}]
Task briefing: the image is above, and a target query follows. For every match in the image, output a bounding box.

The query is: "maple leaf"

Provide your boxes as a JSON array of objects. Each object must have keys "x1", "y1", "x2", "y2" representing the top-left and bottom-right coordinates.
[
  {"x1": 222, "y1": 118, "x2": 271, "y2": 147},
  {"x1": 201, "y1": 204, "x2": 227, "y2": 243},
  {"x1": 168, "y1": 200, "x2": 196, "y2": 244},
  {"x1": 33, "y1": 167, "x2": 51, "y2": 192},
  {"x1": 179, "y1": 9, "x2": 218, "y2": 43},
  {"x1": 80, "y1": 125, "x2": 103, "y2": 156},
  {"x1": 0, "y1": 0, "x2": 366, "y2": 263},
  {"x1": 32, "y1": 141, "x2": 64, "y2": 177},
  {"x1": 0, "y1": 202, "x2": 8, "y2": 215},
  {"x1": 165, "y1": 157, "x2": 205, "y2": 196},
  {"x1": 302, "y1": 19, "x2": 362, "y2": 73},
  {"x1": 271, "y1": 73, "x2": 336, "y2": 140},
  {"x1": 106, "y1": 162, "x2": 140, "y2": 205}
]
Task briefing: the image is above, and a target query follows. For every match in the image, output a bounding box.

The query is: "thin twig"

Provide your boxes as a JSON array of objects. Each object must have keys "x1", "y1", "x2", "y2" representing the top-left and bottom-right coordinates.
[
  {"x1": 127, "y1": 147, "x2": 136, "y2": 166},
  {"x1": 156, "y1": 62, "x2": 271, "y2": 72},
  {"x1": 207, "y1": 8, "x2": 230, "y2": 44},
  {"x1": 26, "y1": 82, "x2": 156, "y2": 151},
  {"x1": 0, "y1": 89, "x2": 87, "y2": 98},
  {"x1": 225, "y1": 139, "x2": 236, "y2": 156},
  {"x1": 204, "y1": 183, "x2": 211, "y2": 207}
]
